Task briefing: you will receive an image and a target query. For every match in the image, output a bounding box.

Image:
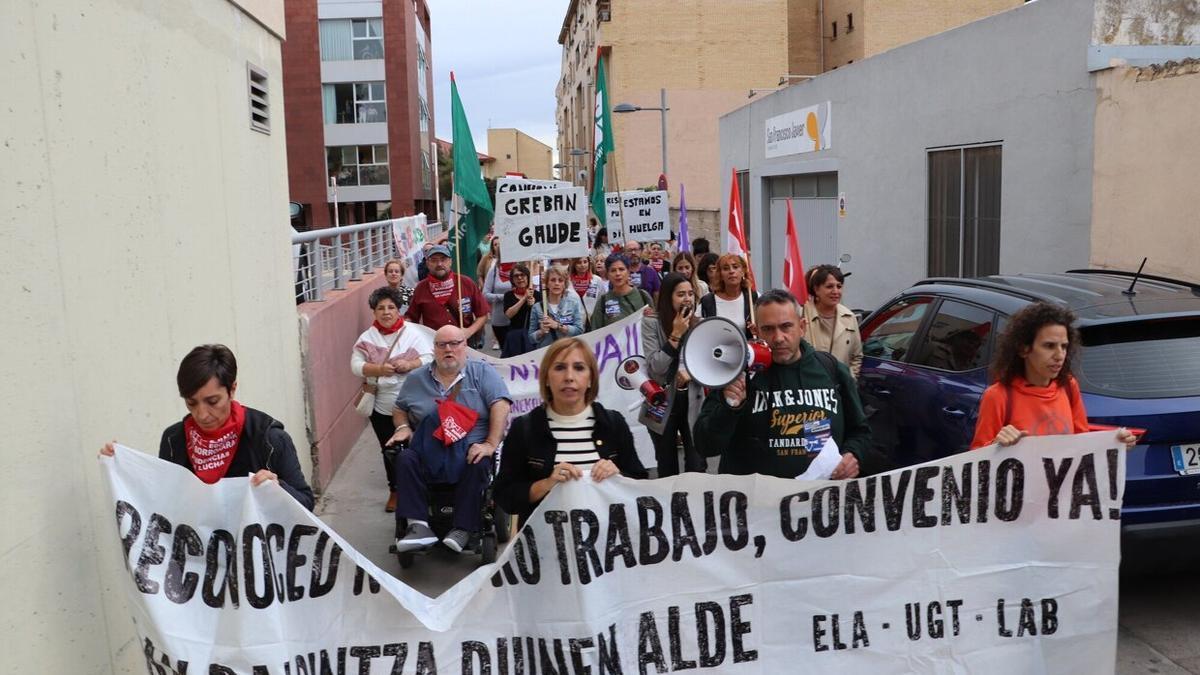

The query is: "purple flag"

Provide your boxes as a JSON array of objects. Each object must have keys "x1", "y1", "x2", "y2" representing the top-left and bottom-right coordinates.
[{"x1": 678, "y1": 183, "x2": 690, "y2": 254}]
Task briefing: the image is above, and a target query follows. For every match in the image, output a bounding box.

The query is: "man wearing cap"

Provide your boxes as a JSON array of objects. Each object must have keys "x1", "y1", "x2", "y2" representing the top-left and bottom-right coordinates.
[{"x1": 406, "y1": 243, "x2": 489, "y2": 341}]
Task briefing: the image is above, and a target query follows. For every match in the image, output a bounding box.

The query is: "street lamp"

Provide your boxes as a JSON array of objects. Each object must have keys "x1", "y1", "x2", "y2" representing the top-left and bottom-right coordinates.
[{"x1": 613, "y1": 88, "x2": 669, "y2": 179}]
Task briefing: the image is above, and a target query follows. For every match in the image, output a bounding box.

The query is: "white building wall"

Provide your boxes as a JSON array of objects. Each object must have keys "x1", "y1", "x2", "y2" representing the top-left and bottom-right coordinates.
[{"x1": 0, "y1": 0, "x2": 306, "y2": 671}]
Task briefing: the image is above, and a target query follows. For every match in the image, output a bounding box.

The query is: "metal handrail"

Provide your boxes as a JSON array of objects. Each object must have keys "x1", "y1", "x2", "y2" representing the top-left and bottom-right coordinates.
[{"x1": 291, "y1": 215, "x2": 437, "y2": 303}]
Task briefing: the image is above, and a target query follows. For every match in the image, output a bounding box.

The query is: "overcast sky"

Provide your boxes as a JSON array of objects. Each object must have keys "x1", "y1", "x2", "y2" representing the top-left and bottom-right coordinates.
[{"x1": 430, "y1": 1, "x2": 569, "y2": 159}]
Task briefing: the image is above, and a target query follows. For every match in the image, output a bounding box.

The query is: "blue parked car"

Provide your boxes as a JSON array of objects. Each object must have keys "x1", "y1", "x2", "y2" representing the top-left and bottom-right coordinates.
[{"x1": 857, "y1": 270, "x2": 1200, "y2": 539}]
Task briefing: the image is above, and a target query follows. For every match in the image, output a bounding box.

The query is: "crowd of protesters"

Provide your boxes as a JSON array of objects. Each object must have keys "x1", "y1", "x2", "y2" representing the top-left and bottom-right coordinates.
[{"x1": 97, "y1": 215, "x2": 1137, "y2": 560}]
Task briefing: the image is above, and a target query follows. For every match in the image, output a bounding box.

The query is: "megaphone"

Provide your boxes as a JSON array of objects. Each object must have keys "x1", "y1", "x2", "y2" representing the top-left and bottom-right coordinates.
[
  {"x1": 680, "y1": 317, "x2": 772, "y2": 388},
  {"x1": 614, "y1": 356, "x2": 666, "y2": 406}
]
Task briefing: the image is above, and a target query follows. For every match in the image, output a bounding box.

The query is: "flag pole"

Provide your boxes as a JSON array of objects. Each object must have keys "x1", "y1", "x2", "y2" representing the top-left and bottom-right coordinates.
[
  {"x1": 610, "y1": 153, "x2": 631, "y2": 253},
  {"x1": 451, "y1": 174, "x2": 464, "y2": 330}
]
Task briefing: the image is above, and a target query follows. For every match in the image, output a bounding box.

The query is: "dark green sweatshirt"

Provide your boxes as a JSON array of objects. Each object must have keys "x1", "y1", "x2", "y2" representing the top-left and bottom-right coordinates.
[{"x1": 694, "y1": 341, "x2": 872, "y2": 477}]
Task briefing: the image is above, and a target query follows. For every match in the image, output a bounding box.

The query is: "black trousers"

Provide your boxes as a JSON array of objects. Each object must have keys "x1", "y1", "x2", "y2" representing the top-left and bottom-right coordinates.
[
  {"x1": 650, "y1": 392, "x2": 705, "y2": 477},
  {"x1": 369, "y1": 410, "x2": 396, "y2": 491}
]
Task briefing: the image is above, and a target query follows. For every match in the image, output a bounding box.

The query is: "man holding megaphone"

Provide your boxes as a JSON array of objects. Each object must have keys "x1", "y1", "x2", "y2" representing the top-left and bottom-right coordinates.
[{"x1": 693, "y1": 289, "x2": 872, "y2": 479}]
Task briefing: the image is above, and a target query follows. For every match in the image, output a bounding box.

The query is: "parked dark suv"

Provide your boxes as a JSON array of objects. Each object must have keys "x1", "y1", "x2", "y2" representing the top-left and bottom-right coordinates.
[{"x1": 857, "y1": 270, "x2": 1200, "y2": 538}]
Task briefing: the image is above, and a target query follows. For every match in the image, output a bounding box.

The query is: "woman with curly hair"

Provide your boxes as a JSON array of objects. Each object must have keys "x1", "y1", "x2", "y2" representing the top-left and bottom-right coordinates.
[{"x1": 970, "y1": 302, "x2": 1137, "y2": 450}]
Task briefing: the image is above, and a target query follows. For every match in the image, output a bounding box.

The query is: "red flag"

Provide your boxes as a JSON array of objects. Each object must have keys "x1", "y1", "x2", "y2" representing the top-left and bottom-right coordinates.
[
  {"x1": 727, "y1": 168, "x2": 748, "y2": 256},
  {"x1": 727, "y1": 168, "x2": 757, "y2": 289},
  {"x1": 783, "y1": 198, "x2": 808, "y2": 304}
]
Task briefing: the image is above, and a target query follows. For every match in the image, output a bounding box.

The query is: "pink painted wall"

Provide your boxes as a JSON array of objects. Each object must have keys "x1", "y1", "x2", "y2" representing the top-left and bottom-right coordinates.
[{"x1": 297, "y1": 274, "x2": 386, "y2": 490}]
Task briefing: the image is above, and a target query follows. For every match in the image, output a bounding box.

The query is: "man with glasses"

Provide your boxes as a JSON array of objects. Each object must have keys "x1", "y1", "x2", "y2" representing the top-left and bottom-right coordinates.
[
  {"x1": 622, "y1": 240, "x2": 661, "y2": 298},
  {"x1": 406, "y1": 244, "x2": 489, "y2": 345},
  {"x1": 388, "y1": 325, "x2": 512, "y2": 553}
]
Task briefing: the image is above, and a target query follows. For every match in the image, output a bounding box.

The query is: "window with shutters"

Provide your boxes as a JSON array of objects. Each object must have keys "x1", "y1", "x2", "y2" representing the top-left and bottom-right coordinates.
[{"x1": 247, "y1": 64, "x2": 269, "y2": 135}]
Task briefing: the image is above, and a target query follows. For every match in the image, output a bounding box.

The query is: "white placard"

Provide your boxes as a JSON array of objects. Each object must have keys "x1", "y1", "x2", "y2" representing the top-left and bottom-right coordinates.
[
  {"x1": 102, "y1": 431, "x2": 1123, "y2": 674},
  {"x1": 765, "y1": 101, "x2": 833, "y2": 158},
  {"x1": 604, "y1": 191, "x2": 625, "y2": 245},
  {"x1": 619, "y1": 190, "x2": 670, "y2": 243},
  {"x1": 496, "y1": 177, "x2": 572, "y2": 194},
  {"x1": 495, "y1": 186, "x2": 589, "y2": 262}
]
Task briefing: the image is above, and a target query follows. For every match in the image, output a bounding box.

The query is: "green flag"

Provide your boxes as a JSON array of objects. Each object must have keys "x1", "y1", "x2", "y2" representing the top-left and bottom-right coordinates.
[
  {"x1": 590, "y1": 54, "x2": 614, "y2": 227},
  {"x1": 448, "y1": 73, "x2": 493, "y2": 280}
]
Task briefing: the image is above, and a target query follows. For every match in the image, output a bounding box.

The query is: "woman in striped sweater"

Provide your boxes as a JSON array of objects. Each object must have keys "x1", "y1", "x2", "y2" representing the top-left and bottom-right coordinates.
[{"x1": 495, "y1": 338, "x2": 648, "y2": 525}]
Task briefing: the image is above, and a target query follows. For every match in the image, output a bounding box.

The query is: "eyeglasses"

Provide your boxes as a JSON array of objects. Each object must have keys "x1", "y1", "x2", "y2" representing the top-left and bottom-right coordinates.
[{"x1": 434, "y1": 339, "x2": 466, "y2": 349}]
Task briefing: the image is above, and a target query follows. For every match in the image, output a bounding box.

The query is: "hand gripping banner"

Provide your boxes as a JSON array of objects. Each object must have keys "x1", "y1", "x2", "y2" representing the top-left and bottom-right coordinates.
[{"x1": 102, "y1": 432, "x2": 1122, "y2": 674}]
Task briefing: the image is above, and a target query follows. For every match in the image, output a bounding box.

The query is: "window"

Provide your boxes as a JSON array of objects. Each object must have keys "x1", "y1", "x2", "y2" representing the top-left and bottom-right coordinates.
[
  {"x1": 928, "y1": 145, "x2": 1002, "y2": 278},
  {"x1": 417, "y1": 97, "x2": 430, "y2": 132},
  {"x1": 862, "y1": 297, "x2": 934, "y2": 361},
  {"x1": 247, "y1": 63, "x2": 269, "y2": 134},
  {"x1": 1079, "y1": 318, "x2": 1200, "y2": 399},
  {"x1": 909, "y1": 300, "x2": 995, "y2": 371},
  {"x1": 736, "y1": 170, "x2": 751, "y2": 232},
  {"x1": 322, "y1": 82, "x2": 386, "y2": 124},
  {"x1": 318, "y1": 19, "x2": 383, "y2": 61},
  {"x1": 832, "y1": 21, "x2": 838, "y2": 39},
  {"x1": 420, "y1": 150, "x2": 432, "y2": 191},
  {"x1": 847, "y1": 13, "x2": 854, "y2": 31},
  {"x1": 327, "y1": 145, "x2": 389, "y2": 186}
]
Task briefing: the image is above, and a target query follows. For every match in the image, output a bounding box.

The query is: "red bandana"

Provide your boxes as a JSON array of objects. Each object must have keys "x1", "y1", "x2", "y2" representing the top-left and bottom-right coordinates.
[
  {"x1": 184, "y1": 401, "x2": 247, "y2": 484},
  {"x1": 513, "y1": 287, "x2": 528, "y2": 298},
  {"x1": 373, "y1": 317, "x2": 405, "y2": 334},
  {"x1": 571, "y1": 273, "x2": 592, "y2": 297},
  {"x1": 498, "y1": 262, "x2": 514, "y2": 283},
  {"x1": 430, "y1": 276, "x2": 455, "y2": 301}
]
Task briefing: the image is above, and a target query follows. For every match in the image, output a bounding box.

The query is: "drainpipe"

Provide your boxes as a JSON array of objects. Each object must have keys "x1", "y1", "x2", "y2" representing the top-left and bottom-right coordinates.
[{"x1": 818, "y1": 0, "x2": 825, "y2": 73}]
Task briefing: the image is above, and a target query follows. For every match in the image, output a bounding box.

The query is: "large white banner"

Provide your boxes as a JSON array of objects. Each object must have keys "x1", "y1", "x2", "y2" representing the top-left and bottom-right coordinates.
[
  {"x1": 620, "y1": 190, "x2": 670, "y2": 243},
  {"x1": 102, "y1": 432, "x2": 1123, "y2": 673},
  {"x1": 495, "y1": 186, "x2": 590, "y2": 263}
]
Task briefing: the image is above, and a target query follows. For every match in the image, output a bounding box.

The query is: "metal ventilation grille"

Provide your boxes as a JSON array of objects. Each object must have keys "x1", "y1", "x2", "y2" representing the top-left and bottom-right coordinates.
[{"x1": 247, "y1": 63, "x2": 270, "y2": 134}]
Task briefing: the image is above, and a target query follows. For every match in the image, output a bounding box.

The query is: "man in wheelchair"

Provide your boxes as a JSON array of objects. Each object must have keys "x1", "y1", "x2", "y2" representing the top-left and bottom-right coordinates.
[{"x1": 387, "y1": 325, "x2": 512, "y2": 553}]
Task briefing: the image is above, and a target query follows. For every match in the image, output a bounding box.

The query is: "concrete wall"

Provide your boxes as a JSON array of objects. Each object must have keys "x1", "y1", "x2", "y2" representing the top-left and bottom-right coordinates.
[
  {"x1": 1091, "y1": 60, "x2": 1200, "y2": 283},
  {"x1": 297, "y1": 275, "x2": 386, "y2": 489},
  {"x1": 720, "y1": 0, "x2": 1099, "y2": 310},
  {"x1": 1, "y1": 0, "x2": 304, "y2": 671}
]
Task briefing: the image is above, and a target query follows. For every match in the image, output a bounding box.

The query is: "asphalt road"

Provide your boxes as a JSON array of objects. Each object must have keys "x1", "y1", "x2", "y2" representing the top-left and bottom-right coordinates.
[{"x1": 319, "y1": 428, "x2": 1200, "y2": 674}]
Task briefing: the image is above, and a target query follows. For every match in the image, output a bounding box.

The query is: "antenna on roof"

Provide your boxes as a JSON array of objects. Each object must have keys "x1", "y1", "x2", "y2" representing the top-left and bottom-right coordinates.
[{"x1": 1122, "y1": 257, "x2": 1148, "y2": 296}]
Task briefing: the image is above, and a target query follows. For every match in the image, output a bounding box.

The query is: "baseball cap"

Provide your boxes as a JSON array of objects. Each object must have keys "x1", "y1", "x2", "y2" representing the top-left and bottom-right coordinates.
[{"x1": 426, "y1": 244, "x2": 451, "y2": 258}]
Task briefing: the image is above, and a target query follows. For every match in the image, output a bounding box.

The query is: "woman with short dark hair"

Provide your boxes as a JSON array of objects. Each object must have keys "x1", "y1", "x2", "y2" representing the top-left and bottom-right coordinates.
[
  {"x1": 494, "y1": 338, "x2": 647, "y2": 525},
  {"x1": 100, "y1": 345, "x2": 315, "y2": 510},
  {"x1": 501, "y1": 263, "x2": 540, "y2": 357},
  {"x1": 970, "y1": 302, "x2": 1137, "y2": 450}
]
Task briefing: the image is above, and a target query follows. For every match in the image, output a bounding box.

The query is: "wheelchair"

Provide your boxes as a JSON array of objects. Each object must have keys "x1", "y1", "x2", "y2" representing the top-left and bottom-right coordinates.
[{"x1": 386, "y1": 441, "x2": 512, "y2": 568}]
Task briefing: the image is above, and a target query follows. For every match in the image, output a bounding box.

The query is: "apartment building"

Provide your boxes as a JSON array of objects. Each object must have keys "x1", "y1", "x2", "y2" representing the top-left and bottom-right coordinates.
[
  {"x1": 283, "y1": 0, "x2": 436, "y2": 229},
  {"x1": 556, "y1": 0, "x2": 1022, "y2": 245},
  {"x1": 485, "y1": 128, "x2": 555, "y2": 180}
]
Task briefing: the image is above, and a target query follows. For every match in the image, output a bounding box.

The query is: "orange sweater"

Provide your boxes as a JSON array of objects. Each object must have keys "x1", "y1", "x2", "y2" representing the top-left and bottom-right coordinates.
[{"x1": 969, "y1": 375, "x2": 1089, "y2": 450}]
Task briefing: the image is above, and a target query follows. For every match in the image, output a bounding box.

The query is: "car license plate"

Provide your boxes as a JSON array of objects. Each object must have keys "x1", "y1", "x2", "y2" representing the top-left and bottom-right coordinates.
[{"x1": 1171, "y1": 444, "x2": 1200, "y2": 475}]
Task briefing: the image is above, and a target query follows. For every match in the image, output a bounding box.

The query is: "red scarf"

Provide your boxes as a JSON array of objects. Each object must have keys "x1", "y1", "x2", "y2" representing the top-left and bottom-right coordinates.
[
  {"x1": 649, "y1": 259, "x2": 664, "y2": 273},
  {"x1": 498, "y1": 262, "x2": 514, "y2": 283},
  {"x1": 373, "y1": 317, "x2": 404, "y2": 334},
  {"x1": 184, "y1": 401, "x2": 247, "y2": 484},
  {"x1": 513, "y1": 286, "x2": 528, "y2": 298},
  {"x1": 571, "y1": 273, "x2": 592, "y2": 297},
  {"x1": 430, "y1": 276, "x2": 455, "y2": 301}
]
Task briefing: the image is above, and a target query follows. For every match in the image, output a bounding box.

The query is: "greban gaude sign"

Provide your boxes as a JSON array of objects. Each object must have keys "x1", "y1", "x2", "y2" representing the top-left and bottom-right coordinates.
[
  {"x1": 765, "y1": 101, "x2": 832, "y2": 158},
  {"x1": 495, "y1": 185, "x2": 589, "y2": 262},
  {"x1": 102, "y1": 427, "x2": 1122, "y2": 674}
]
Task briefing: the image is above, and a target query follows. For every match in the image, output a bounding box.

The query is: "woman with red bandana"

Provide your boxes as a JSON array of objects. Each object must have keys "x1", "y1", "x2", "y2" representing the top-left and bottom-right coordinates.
[
  {"x1": 101, "y1": 344, "x2": 315, "y2": 510},
  {"x1": 352, "y1": 286, "x2": 433, "y2": 511}
]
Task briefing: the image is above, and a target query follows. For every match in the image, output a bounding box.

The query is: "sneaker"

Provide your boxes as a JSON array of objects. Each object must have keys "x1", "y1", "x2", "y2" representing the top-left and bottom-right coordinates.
[
  {"x1": 442, "y1": 528, "x2": 471, "y2": 553},
  {"x1": 394, "y1": 522, "x2": 437, "y2": 552},
  {"x1": 491, "y1": 342, "x2": 501, "y2": 351}
]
